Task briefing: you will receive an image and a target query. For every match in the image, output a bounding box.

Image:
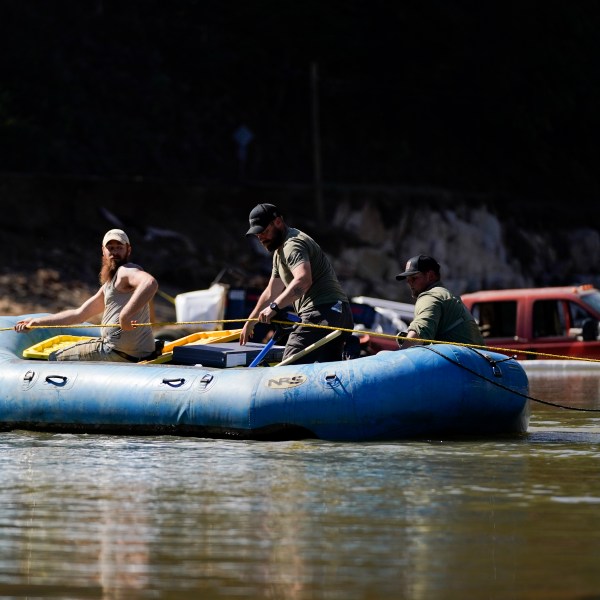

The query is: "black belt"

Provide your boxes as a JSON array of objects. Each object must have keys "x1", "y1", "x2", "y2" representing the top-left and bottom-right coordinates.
[
  {"x1": 112, "y1": 340, "x2": 164, "y2": 363},
  {"x1": 112, "y1": 349, "x2": 147, "y2": 363}
]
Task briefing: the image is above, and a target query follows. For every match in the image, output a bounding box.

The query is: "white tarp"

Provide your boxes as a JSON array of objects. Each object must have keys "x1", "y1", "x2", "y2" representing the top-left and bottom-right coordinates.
[{"x1": 175, "y1": 283, "x2": 227, "y2": 331}]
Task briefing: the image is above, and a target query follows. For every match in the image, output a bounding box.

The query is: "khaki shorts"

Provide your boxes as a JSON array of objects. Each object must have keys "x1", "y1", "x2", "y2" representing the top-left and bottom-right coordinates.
[{"x1": 49, "y1": 338, "x2": 132, "y2": 362}]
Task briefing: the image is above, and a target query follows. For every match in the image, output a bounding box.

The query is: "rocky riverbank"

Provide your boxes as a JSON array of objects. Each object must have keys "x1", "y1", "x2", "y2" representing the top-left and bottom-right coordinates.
[{"x1": 1, "y1": 176, "x2": 598, "y2": 322}]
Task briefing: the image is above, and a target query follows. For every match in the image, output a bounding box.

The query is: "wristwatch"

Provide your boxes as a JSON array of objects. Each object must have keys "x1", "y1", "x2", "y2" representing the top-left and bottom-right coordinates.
[{"x1": 269, "y1": 302, "x2": 278, "y2": 311}]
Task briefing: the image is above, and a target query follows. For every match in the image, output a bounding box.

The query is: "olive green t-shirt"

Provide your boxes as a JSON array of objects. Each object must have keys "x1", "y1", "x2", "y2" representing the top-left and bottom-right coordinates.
[
  {"x1": 272, "y1": 228, "x2": 348, "y2": 313},
  {"x1": 409, "y1": 283, "x2": 485, "y2": 345}
]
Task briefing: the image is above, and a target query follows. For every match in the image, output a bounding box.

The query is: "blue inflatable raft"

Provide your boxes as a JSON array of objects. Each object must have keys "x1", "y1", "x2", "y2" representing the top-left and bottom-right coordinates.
[{"x1": 0, "y1": 315, "x2": 530, "y2": 441}]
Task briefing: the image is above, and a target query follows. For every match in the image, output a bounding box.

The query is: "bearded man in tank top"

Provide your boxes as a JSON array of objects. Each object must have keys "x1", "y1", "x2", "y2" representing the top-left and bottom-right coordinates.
[{"x1": 14, "y1": 229, "x2": 158, "y2": 362}]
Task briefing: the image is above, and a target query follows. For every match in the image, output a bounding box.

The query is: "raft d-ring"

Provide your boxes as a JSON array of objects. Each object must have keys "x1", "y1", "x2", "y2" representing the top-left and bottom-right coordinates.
[
  {"x1": 324, "y1": 372, "x2": 342, "y2": 388},
  {"x1": 481, "y1": 353, "x2": 509, "y2": 377},
  {"x1": 198, "y1": 373, "x2": 214, "y2": 391}
]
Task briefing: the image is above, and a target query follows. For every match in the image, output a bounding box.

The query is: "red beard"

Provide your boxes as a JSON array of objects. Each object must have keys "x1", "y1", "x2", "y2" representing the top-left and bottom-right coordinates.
[{"x1": 99, "y1": 255, "x2": 127, "y2": 284}]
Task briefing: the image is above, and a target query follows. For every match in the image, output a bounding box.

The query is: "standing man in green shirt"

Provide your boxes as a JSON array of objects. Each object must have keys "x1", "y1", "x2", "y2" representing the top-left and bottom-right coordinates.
[
  {"x1": 395, "y1": 254, "x2": 485, "y2": 349},
  {"x1": 241, "y1": 203, "x2": 354, "y2": 363}
]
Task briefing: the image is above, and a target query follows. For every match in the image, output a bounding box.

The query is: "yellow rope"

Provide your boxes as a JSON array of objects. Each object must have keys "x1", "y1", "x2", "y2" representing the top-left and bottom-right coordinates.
[
  {"x1": 3, "y1": 317, "x2": 600, "y2": 363},
  {"x1": 156, "y1": 289, "x2": 176, "y2": 305}
]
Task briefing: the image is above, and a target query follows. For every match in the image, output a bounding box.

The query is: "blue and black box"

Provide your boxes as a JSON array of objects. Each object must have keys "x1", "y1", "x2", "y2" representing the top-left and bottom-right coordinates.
[{"x1": 173, "y1": 342, "x2": 285, "y2": 367}]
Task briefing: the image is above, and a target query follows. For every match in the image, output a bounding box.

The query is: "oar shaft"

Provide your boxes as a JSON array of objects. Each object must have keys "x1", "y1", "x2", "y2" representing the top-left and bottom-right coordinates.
[
  {"x1": 248, "y1": 336, "x2": 277, "y2": 367},
  {"x1": 276, "y1": 330, "x2": 342, "y2": 366},
  {"x1": 248, "y1": 311, "x2": 301, "y2": 367}
]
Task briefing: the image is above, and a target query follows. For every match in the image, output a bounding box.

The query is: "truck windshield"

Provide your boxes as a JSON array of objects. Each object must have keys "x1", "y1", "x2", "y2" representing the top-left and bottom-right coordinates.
[{"x1": 581, "y1": 291, "x2": 600, "y2": 314}]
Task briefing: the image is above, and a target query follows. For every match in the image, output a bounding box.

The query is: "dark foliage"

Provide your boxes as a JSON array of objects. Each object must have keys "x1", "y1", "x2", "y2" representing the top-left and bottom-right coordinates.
[{"x1": 1, "y1": 1, "x2": 599, "y2": 204}]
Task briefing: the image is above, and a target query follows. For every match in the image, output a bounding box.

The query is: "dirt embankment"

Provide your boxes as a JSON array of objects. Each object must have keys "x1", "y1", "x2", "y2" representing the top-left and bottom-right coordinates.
[{"x1": 0, "y1": 177, "x2": 277, "y2": 321}]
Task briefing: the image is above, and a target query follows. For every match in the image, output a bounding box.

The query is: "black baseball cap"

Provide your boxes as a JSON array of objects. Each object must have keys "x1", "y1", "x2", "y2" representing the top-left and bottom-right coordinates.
[
  {"x1": 396, "y1": 255, "x2": 440, "y2": 280},
  {"x1": 246, "y1": 203, "x2": 281, "y2": 236}
]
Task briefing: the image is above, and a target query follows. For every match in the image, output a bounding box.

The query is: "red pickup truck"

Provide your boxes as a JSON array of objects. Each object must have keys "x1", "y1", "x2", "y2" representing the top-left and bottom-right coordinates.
[
  {"x1": 357, "y1": 285, "x2": 600, "y2": 360},
  {"x1": 461, "y1": 285, "x2": 600, "y2": 360}
]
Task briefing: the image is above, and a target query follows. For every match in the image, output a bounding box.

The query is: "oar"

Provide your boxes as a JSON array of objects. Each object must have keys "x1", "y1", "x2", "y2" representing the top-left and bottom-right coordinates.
[
  {"x1": 275, "y1": 329, "x2": 342, "y2": 366},
  {"x1": 248, "y1": 333, "x2": 278, "y2": 367},
  {"x1": 248, "y1": 312, "x2": 300, "y2": 367}
]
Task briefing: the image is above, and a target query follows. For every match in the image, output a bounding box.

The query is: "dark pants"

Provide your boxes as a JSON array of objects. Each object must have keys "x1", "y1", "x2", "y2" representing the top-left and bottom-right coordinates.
[{"x1": 283, "y1": 302, "x2": 354, "y2": 364}]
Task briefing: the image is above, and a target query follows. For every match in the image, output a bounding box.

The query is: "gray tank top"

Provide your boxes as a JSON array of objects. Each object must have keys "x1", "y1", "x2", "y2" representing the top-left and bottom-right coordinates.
[{"x1": 101, "y1": 269, "x2": 155, "y2": 358}]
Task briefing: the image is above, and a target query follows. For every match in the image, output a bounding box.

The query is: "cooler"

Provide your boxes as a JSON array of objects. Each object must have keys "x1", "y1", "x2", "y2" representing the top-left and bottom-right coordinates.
[{"x1": 173, "y1": 342, "x2": 285, "y2": 367}]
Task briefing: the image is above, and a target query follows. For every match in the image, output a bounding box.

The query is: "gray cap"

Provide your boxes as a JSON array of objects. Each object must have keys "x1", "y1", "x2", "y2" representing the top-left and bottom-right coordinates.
[{"x1": 102, "y1": 229, "x2": 130, "y2": 246}]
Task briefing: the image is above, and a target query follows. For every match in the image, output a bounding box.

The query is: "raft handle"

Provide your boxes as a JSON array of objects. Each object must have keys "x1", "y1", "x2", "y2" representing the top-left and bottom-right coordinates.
[
  {"x1": 45, "y1": 375, "x2": 68, "y2": 386},
  {"x1": 162, "y1": 377, "x2": 186, "y2": 388}
]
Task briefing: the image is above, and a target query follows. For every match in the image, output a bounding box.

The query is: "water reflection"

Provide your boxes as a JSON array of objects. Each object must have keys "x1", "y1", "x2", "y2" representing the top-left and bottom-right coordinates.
[
  {"x1": 528, "y1": 367, "x2": 600, "y2": 407},
  {"x1": 0, "y1": 370, "x2": 598, "y2": 599}
]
